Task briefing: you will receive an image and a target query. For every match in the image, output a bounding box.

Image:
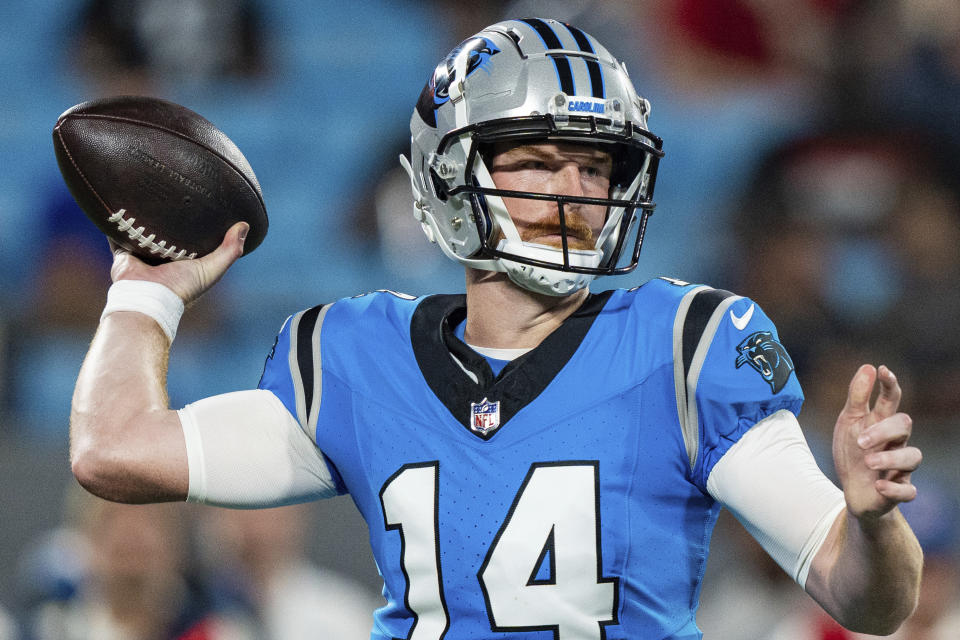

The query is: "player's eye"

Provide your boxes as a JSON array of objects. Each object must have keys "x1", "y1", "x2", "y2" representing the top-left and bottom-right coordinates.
[
  {"x1": 518, "y1": 159, "x2": 549, "y2": 171},
  {"x1": 580, "y1": 163, "x2": 612, "y2": 187}
]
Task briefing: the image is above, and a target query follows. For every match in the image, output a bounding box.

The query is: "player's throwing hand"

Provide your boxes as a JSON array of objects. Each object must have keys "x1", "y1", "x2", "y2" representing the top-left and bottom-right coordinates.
[
  {"x1": 833, "y1": 364, "x2": 922, "y2": 520},
  {"x1": 109, "y1": 221, "x2": 249, "y2": 305}
]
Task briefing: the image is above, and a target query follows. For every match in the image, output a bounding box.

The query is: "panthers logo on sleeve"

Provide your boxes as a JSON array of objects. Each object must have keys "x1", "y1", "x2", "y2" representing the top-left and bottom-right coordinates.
[{"x1": 735, "y1": 331, "x2": 796, "y2": 394}]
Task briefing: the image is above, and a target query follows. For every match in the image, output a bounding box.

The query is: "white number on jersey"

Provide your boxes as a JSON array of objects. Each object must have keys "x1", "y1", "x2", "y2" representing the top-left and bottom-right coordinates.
[
  {"x1": 380, "y1": 463, "x2": 450, "y2": 640},
  {"x1": 480, "y1": 462, "x2": 617, "y2": 638},
  {"x1": 380, "y1": 461, "x2": 618, "y2": 640}
]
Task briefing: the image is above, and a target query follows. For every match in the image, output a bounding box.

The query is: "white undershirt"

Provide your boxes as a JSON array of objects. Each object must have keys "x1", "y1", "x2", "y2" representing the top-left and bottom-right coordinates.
[
  {"x1": 179, "y1": 393, "x2": 844, "y2": 588},
  {"x1": 467, "y1": 343, "x2": 532, "y2": 360}
]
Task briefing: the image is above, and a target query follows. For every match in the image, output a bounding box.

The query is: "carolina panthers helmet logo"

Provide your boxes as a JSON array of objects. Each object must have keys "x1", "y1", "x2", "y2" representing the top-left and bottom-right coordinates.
[
  {"x1": 735, "y1": 331, "x2": 795, "y2": 394},
  {"x1": 415, "y1": 37, "x2": 500, "y2": 127}
]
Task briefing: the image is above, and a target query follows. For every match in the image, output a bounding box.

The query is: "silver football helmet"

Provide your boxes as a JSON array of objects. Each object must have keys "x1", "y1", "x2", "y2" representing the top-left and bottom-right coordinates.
[{"x1": 401, "y1": 18, "x2": 664, "y2": 296}]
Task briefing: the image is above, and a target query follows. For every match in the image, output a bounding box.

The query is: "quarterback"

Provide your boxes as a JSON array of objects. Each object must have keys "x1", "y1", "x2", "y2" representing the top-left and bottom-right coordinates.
[{"x1": 71, "y1": 18, "x2": 922, "y2": 639}]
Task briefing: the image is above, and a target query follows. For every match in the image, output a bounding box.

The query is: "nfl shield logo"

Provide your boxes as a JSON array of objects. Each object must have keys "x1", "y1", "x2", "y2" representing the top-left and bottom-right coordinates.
[{"x1": 470, "y1": 397, "x2": 501, "y2": 436}]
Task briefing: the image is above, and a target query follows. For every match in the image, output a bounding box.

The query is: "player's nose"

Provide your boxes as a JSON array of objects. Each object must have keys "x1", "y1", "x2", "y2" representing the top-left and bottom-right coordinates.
[{"x1": 550, "y1": 162, "x2": 586, "y2": 197}]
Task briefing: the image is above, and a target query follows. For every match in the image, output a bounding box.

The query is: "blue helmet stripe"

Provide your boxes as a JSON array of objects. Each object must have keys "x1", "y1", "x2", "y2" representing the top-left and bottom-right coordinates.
[
  {"x1": 518, "y1": 18, "x2": 575, "y2": 95},
  {"x1": 562, "y1": 22, "x2": 605, "y2": 99}
]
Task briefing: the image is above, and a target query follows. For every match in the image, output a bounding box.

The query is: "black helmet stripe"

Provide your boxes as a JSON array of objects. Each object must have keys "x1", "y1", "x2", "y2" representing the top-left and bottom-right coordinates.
[
  {"x1": 518, "y1": 18, "x2": 575, "y2": 95},
  {"x1": 562, "y1": 23, "x2": 605, "y2": 99}
]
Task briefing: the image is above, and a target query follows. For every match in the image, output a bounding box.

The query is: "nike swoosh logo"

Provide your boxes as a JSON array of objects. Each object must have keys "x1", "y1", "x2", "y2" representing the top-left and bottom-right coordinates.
[{"x1": 730, "y1": 303, "x2": 755, "y2": 330}]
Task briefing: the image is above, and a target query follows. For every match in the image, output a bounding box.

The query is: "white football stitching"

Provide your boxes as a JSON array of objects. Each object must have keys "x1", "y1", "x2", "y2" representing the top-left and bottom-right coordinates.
[{"x1": 107, "y1": 209, "x2": 197, "y2": 261}]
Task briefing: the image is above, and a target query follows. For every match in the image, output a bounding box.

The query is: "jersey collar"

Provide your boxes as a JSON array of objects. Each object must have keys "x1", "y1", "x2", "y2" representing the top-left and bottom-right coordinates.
[{"x1": 410, "y1": 291, "x2": 613, "y2": 440}]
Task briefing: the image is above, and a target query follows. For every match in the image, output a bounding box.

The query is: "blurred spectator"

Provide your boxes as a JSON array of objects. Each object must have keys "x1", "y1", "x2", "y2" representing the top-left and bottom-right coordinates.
[
  {"x1": 0, "y1": 604, "x2": 19, "y2": 640},
  {"x1": 196, "y1": 504, "x2": 383, "y2": 639},
  {"x1": 728, "y1": 129, "x2": 960, "y2": 437},
  {"x1": 22, "y1": 492, "x2": 218, "y2": 640},
  {"x1": 729, "y1": 132, "x2": 910, "y2": 358},
  {"x1": 607, "y1": 0, "x2": 830, "y2": 284},
  {"x1": 826, "y1": 0, "x2": 960, "y2": 174},
  {"x1": 73, "y1": 0, "x2": 268, "y2": 93},
  {"x1": 24, "y1": 185, "x2": 114, "y2": 331},
  {"x1": 345, "y1": 138, "x2": 464, "y2": 296},
  {"x1": 884, "y1": 166, "x2": 960, "y2": 421}
]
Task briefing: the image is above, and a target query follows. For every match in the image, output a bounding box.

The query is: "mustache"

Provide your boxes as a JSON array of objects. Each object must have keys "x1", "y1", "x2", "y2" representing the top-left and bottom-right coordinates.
[{"x1": 522, "y1": 213, "x2": 596, "y2": 248}]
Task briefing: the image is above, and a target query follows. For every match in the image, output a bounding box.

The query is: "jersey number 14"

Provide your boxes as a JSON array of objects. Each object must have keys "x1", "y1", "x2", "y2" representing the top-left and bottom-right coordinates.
[{"x1": 380, "y1": 461, "x2": 618, "y2": 639}]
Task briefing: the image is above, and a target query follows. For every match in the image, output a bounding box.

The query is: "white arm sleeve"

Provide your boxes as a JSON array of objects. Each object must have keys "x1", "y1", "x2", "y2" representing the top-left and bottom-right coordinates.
[
  {"x1": 178, "y1": 389, "x2": 340, "y2": 508},
  {"x1": 706, "y1": 409, "x2": 846, "y2": 587}
]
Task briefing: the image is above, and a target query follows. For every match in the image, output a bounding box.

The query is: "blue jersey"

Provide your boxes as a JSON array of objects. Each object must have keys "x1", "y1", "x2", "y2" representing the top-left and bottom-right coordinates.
[{"x1": 258, "y1": 278, "x2": 803, "y2": 640}]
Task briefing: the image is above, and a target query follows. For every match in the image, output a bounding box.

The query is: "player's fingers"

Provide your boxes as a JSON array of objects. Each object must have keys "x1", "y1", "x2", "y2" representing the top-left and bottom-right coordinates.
[
  {"x1": 863, "y1": 445, "x2": 922, "y2": 473},
  {"x1": 842, "y1": 364, "x2": 876, "y2": 416},
  {"x1": 874, "y1": 478, "x2": 918, "y2": 503},
  {"x1": 108, "y1": 239, "x2": 149, "y2": 282},
  {"x1": 194, "y1": 222, "x2": 248, "y2": 286},
  {"x1": 227, "y1": 220, "x2": 249, "y2": 255},
  {"x1": 233, "y1": 221, "x2": 249, "y2": 257},
  {"x1": 872, "y1": 365, "x2": 902, "y2": 419},
  {"x1": 857, "y1": 413, "x2": 913, "y2": 450},
  {"x1": 207, "y1": 221, "x2": 248, "y2": 266}
]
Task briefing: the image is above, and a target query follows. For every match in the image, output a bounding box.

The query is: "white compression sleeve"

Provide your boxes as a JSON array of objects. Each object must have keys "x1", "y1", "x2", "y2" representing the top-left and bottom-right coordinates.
[
  {"x1": 178, "y1": 389, "x2": 339, "y2": 508},
  {"x1": 706, "y1": 409, "x2": 846, "y2": 587}
]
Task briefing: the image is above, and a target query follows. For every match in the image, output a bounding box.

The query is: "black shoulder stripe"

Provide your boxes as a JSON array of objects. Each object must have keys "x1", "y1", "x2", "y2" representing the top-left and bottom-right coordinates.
[
  {"x1": 674, "y1": 287, "x2": 738, "y2": 469},
  {"x1": 681, "y1": 289, "x2": 735, "y2": 381},
  {"x1": 296, "y1": 304, "x2": 327, "y2": 422}
]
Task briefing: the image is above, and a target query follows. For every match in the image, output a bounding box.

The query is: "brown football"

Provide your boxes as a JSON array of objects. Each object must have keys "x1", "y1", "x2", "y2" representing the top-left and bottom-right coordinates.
[{"x1": 52, "y1": 96, "x2": 268, "y2": 264}]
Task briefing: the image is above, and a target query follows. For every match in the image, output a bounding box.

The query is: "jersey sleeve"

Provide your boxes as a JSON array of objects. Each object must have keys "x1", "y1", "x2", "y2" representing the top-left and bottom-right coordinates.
[
  {"x1": 257, "y1": 304, "x2": 346, "y2": 493},
  {"x1": 259, "y1": 305, "x2": 328, "y2": 441},
  {"x1": 672, "y1": 287, "x2": 804, "y2": 490}
]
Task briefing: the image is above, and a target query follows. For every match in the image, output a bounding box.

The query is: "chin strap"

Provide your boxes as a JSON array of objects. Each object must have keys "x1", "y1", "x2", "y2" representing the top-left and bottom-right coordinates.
[{"x1": 497, "y1": 239, "x2": 600, "y2": 296}]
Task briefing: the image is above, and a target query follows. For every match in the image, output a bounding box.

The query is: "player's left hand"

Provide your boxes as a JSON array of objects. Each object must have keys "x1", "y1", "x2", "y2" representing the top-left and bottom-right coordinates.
[{"x1": 833, "y1": 364, "x2": 921, "y2": 521}]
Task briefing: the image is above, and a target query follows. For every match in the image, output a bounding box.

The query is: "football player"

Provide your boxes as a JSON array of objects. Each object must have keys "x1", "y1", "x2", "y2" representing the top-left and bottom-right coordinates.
[{"x1": 71, "y1": 18, "x2": 922, "y2": 639}]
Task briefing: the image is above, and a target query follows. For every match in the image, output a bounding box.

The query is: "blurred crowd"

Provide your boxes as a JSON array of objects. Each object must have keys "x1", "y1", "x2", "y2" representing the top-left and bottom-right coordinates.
[
  {"x1": 0, "y1": 0, "x2": 959, "y2": 638},
  {"x1": 17, "y1": 491, "x2": 382, "y2": 640}
]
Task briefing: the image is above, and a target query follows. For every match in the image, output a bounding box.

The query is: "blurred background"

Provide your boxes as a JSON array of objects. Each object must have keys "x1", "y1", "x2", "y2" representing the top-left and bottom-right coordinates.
[{"x1": 0, "y1": 0, "x2": 958, "y2": 638}]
